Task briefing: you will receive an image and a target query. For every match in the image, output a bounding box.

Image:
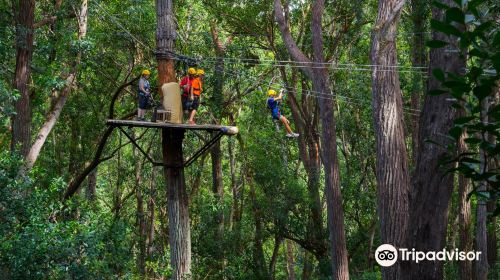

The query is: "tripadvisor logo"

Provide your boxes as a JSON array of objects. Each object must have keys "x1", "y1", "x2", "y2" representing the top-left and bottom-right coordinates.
[{"x1": 375, "y1": 244, "x2": 482, "y2": 267}]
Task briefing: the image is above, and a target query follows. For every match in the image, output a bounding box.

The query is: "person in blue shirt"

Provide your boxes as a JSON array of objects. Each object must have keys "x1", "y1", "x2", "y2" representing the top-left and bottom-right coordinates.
[
  {"x1": 137, "y1": 69, "x2": 151, "y2": 121},
  {"x1": 267, "y1": 89, "x2": 299, "y2": 138}
]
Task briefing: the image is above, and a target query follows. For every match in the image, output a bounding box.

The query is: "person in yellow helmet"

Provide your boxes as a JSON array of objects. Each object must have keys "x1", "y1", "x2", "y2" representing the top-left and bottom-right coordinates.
[
  {"x1": 267, "y1": 89, "x2": 299, "y2": 137},
  {"x1": 179, "y1": 67, "x2": 197, "y2": 114},
  {"x1": 137, "y1": 69, "x2": 151, "y2": 121},
  {"x1": 187, "y1": 69, "x2": 205, "y2": 124}
]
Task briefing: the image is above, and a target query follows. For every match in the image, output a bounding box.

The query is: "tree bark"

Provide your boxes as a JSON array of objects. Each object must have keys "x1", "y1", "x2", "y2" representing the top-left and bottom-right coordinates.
[
  {"x1": 301, "y1": 250, "x2": 314, "y2": 280},
  {"x1": 274, "y1": 1, "x2": 350, "y2": 278},
  {"x1": 475, "y1": 96, "x2": 491, "y2": 280},
  {"x1": 278, "y1": 66, "x2": 325, "y2": 263},
  {"x1": 163, "y1": 129, "x2": 191, "y2": 280},
  {"x1": 249, "y1": 181, "x2": 269, "y2": 279},
  {"x1": 133, "y1": 133, "x2": 146, "y2": 276},
  {"x1": 157, "y1": 1, "x2": 191, "y2": 278},
  {"x1": 409, "y1": 0, "x2": 427, "y2": 164},
  {"x1": 209, "y1": 24, "x2": 230, "y2": 268},
  {"x1": 146, "y1": 167, "x2": 156, "y2": 276},
  {"x1": 86, "y1": 169, "x2": 97, "y2": 201},
  {"x1": 408, "y1": 1, "x2": 466, "y2": 279},
  {"x1": 11, "y1": 0, "x2": 35, "y2": 157},
  {"x1": 458, "y1": 130, "x2": 472, "y2": 280},
  {"x1": 370, "y1": 0, "x2": 410, "y2": 279},
  {"x1": 285, "y1": 240, "x2": 297, "y2": 280},
  {"x1": 269, "y1": 235, "x2": 283, "y2": 280},
  {"x1": 487, "y1": 200, "x2": 497, "y2": 278}
]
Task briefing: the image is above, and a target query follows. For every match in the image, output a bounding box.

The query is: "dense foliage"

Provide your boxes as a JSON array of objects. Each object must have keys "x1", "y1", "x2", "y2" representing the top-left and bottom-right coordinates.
[{"x1": 0, "y1": 0, "x2": 498, "y2": 279}]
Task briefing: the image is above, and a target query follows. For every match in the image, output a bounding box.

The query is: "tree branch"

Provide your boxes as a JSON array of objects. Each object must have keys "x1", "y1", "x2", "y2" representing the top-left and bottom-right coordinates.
[{"x1": 273, "y1": 0, "x2": 313, "y2": 78}]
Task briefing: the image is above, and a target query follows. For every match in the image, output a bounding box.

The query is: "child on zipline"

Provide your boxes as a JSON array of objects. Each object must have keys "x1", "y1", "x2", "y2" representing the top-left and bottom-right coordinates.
[{"x1": 267, "y1": 89, "x2": 299, "y2": 138}]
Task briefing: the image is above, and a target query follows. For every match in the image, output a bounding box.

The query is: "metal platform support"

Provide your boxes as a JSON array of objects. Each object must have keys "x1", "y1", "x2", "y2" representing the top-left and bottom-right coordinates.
[{"x1": 109, "y1": 120, "x2": 235, "y2": 168}]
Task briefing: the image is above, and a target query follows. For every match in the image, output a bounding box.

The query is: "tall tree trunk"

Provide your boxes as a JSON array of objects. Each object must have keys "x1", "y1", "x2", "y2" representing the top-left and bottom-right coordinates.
[
  {"x1": 11, "y1": 0, "x2": 35, "y2": 157},
  {"x1": 162, "y1": 129, "x2": 191, "y2": 280},
  {"x1": 408, "y1": 1, "x2": 466, "y2": 279},
  {"x1": 486, "y1": 89, "x2": 498, "y2": 279},
  {"x1": 210, "y1": 137, "x2": 224, "y2": 271},
  {"x1": 475, "y1": 96, "x2": 491, "y2": 280},
  {"x1": 133, "y1": 134, "x2": 146, "y2": 276},
  {"x1": 274, "y1": 1, "x2": 350, "y2": 278},
  {"x1": 24, "y1": 0, "x2": 88, "y2": 171},
  {"x1": 487, "y1": 200, "x2": 497, "y2": 279},
  {"x1": 458, "y1": 133, "x2": 472, "y2": 280},
  {"x1": 249, "y1": 182, "x2": 269, "y2": 279},
  {"x1": 301, "y1": 250, "x2": 314, "y2": 280},
  {"x1": 156, "y1": 0, "x2": 191, "y2": 279},
  {"x1": 146, "y1": 167, "x2": 156, "y2": 276},
  {"x1": 86, "y1": 169, "x2": 97, "y2": 201},
  {"x1": 228, "y1": 136, "x2": 239, "y2": 231},
  {"x1": 370, "y1": 0, "x2": 410, "y2": 279},
  {"x1": 68, "y1": 116, "x2": 81, "y2": 176},
  {"x1": 276, "y1": 62, "x2": 325, "y2": 264},
  {"x1": 209, "y1": 24, "x2": 232, "y2": 269},
  {"x1": 409, "y1": 0, "x2": 427, "y2": 164},
  {"x1": 269, "y1": 235, "x2": 282, "y2": 280},
  {"x1": 285, "y1": 240, "x2": 297, "y2": 280}
]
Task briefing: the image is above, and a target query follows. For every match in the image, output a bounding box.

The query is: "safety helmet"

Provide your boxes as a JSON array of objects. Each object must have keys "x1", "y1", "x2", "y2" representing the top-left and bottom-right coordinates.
[
  {"x1": 142, "y1": 69, "x2": 151, "y2": 76},
  {"x1": 196, "y1": 69, "x2": 205, "y2": 75},
  {"x1": 188, "y1": 68, "x2": 196, "y2": 75},
  {"x1": 267, "y1": 89, "x2": 276, "y2": 96}
]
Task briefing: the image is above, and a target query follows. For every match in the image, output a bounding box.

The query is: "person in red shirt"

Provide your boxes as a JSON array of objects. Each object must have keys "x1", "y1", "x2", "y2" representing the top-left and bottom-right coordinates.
[
  {"x1": 188, "y1": 69, "x2": 204, "y2": 124},
  {"x1": 179, "y1": 67, "x2": 196, "y2": 114}
]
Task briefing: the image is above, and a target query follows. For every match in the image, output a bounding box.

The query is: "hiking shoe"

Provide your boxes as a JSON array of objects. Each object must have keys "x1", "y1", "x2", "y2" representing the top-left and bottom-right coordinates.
[
  {"x1": 292, "y1": 133, "x2": 299, "y2": 137},
  {"x1": 286, "y1": 133, "x2": 294, "y2": 138}
]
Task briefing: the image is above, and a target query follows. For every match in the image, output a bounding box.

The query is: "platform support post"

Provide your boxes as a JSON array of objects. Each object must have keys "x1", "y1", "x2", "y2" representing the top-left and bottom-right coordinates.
[{"x1": 162, "y1": 128, "x2": 191, "y2": 279}]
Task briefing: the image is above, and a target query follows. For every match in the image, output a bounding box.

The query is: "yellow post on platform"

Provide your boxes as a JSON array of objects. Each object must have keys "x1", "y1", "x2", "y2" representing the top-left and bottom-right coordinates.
[{"x1": 160, "y1": 82, "x2": 183, "y2": 124}]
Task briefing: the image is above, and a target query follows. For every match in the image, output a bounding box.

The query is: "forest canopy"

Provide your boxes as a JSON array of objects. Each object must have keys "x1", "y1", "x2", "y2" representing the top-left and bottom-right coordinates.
[{"x1": 0, "y1": 0, "x2": 499, "y2": 279}]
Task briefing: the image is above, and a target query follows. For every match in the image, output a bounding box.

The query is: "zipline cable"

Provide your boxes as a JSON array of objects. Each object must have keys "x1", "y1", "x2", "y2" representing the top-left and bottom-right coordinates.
[{"x1": 92, "y1": 1, "x2": 422, "y2": 115}]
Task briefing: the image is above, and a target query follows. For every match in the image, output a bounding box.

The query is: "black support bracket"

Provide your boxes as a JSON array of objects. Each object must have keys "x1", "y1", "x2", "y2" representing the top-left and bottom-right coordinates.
[{"x1": 115, "y1": 125, "x2": 224, "y2": 169}]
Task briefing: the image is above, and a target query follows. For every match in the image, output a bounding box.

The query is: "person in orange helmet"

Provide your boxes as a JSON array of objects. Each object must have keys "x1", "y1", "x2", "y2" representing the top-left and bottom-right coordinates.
[
  {"x1": 187, "y1": 69, "x2": 205, "y2": 124},
  {"x1": 179, "y1": 67, "x2": 197, "y2": 114}
]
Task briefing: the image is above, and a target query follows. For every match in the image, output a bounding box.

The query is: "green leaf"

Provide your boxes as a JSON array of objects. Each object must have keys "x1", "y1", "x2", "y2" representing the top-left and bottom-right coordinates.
[
  {"x1": 454, "y1": 116, "x2": 475, "y2": 125},
  {"x1": 428, "y1": 89, "x2": 447, "y2": 96},
  {"x1": 492, "y1": 53, "x2": 500, "y2": 72},
  {"x1": 449, "y1": 126, "x2": 463, "y2": 140},
  {"x1": 476, "y1": 191, "x2": 491, "y2": 200},
  {"x1": 473, "y1": 21, "x2": 493, "y2": 36},
  {"x1": 433, "y1": 68, "x2": 446, "y2": 82},
  {"x1": 491, "y1": 206, "x2": 500, "y2": 217},
  {"x1": 431, "y1": 19, "x2": 463, "y2": 37},
  {"x1": 464, "y1": 138, "x2": 482, "y2": 145},
  {"x1": 494, "y1": 31, "x2": 500, "y2": 48},
  {"x1": 426, "y1": 40, "x2": 449, "y2": 48},
  {"x1": 460, "y1": 157, "x2": 481, "y2": 164},
  {"x1": 432, "y1": 0, "x2": 450, "y2": 9},
  {"x1": 443, "y1": 80, "x2": 470, "y2": 92},
  {"x1": 469, "y1": 49, "x2": 488, "y2": 58},
  {"x1": 473, "y1": 84, "x2": 492, "y2": 100},
  {"x1": 451, "y1": 103, "x2": 464, "y2": 110},
  {"x1": 446, "y1": 7, "x2": 465, "y2": 24},
  {"x1": 452, "y1": 0, "x2": 462, "y2": 7}
]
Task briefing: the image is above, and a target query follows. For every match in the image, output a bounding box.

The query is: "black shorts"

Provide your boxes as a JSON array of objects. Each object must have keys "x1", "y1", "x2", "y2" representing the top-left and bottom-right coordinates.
[
  {"x1": 138, "y1": 93, "x2": 149, "y2": 109},
  {"x1": 182, "y1": 95, "x2": 200, "y2": 111},
  {"x1": 191, "y1": 96, "x2": 200, "y2": 110},
  {"x1": 182, "y1": 95, "x2": 190, "y2": 111}
]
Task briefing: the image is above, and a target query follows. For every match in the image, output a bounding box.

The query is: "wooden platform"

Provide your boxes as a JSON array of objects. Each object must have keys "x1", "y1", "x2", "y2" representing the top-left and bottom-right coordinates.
[{"x1": 106, "y1": 119, "x2": 239, "y2": 135}]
